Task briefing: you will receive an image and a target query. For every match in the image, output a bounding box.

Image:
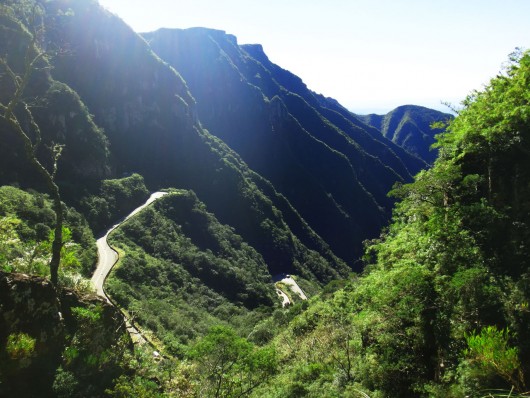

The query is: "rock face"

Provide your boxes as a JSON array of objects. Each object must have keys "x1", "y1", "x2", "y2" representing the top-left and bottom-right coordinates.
[
  {"x1": 0, "y1": 272, "x2": 129, "y2": 397},
  {"x1": 39, "y1": 1, "x2": 346, "y2": 279},
  {"x1": 0, "y1": 272, "x2": 64, "y2": 396},
  {"x1": 142, "y1": 28, "x2": 428, "y2": 264}
]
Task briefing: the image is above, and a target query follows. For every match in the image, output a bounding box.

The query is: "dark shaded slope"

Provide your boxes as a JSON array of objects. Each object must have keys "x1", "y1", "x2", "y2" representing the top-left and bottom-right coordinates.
[
  {"x1": 358, "y1": 105, "x2": 453, "y2": 164},
  {"x1": 40, "y1": 0, "x2": 345, "y2": 280},
  {"x1": 45, "y1": 0, "x2": 197, "y2": 180},
  {"x1": 243, "y1": 44, "x2": 426, "y2": 176},
  {"x1": 0, "y1": 7, "x2": 110, "y2": 198},
  {"x1": 142, "y1": 27, "x2": 420, "y2": 263},
  {"x1": 0, "y1": 272, "x2": 129, "y2": 398}
]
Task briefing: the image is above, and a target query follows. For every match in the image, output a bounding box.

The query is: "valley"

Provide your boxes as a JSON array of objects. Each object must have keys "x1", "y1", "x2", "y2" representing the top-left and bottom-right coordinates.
[{"x1": 1, "y1": 1, "x2": 529, "y2": 397}]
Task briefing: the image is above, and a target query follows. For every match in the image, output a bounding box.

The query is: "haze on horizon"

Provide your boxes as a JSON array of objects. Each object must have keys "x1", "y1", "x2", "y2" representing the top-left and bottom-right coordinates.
[{"x1": 98, "y1": 0, "x2": 530, "y2": 115}]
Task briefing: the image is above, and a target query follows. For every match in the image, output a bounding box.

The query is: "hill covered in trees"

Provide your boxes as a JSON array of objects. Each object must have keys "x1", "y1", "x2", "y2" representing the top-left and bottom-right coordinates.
[
  {"x1": 358, "y1": 105, "x2": 454, "y2": 164},
  {"x1": 143, "y1": 28, "x2": 428, "y2": 262},
  {"x1": 0, "y1": 0, "x2": 439, "y2": 286},
  {"x1": 252, "y1": 49, "x2": 530, "y2": 397}
]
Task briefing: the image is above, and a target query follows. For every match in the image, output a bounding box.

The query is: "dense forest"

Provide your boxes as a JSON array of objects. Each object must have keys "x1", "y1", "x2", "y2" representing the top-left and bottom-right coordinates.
[{"x1": 1, "y1": 0, "x2": 529, "y2": 397}]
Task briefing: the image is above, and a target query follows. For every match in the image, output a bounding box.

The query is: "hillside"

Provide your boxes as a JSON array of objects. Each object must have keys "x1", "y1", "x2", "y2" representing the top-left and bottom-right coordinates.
[
  {"x1": 358, "y1": 105, "x2": 454, "y2": 164},
  {"x1": 1, "y1": 0, "x2": 349, "y2": 282},
  {"x1": 249, "y1": 50, "x2": 530, "y2": 397},
  {"x1": 6, "y1": 1, "x2": 519, "y2": 397},
  {"x1": 0, "y1": 0, "x2": 439, "y2": 276},
  {"x1": 143, "y1": 28, "x2": 429, "y2": 262}
]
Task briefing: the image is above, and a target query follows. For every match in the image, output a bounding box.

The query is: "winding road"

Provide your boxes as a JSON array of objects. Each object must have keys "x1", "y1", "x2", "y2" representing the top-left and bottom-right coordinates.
[
  {"x1": 274, "y1": 274, "x2": 308, "y2": 306},
  {"x1": 91, "y1": 191, "x2": 168, "y2": 344},
  {"x1": 91, "y1": 191, "x2": 305, "y2": 344}
]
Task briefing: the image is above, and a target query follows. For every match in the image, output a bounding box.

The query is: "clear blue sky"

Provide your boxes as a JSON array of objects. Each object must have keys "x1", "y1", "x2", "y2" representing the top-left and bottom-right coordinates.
[{"x1": 98, "y1": 0, "x2": 530, "y2": 114}]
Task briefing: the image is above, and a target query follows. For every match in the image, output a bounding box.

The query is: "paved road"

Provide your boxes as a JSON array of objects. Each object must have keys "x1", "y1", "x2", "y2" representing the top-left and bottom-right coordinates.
[
  {"x1": 91, "y1": 192, "x2": 304, "y2": 344},
  {"x1": 91, "y1": 191, "x2": 168, "y2": 343},
  {"x1": 274, "y1": 274, "x2": 308, "y2": 306},
  {"x1": 276, "y1": 288, "x2": 291, "y2": 307}
]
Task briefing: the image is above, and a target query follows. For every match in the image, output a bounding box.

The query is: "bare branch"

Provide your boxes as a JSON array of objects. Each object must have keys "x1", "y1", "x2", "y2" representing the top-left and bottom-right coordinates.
[
  {"x1": 51, "y1": 143, "x2": 64, "y2": 179},
  {"x1": 0, "y1": 34, "x2": 46, "y2": 120},
  {"x1": 22, "y1": 100, "x2": 42, "y2": 151},
  {"x1": 0, "y1": 56, "x2": 22, "y2": 90}
]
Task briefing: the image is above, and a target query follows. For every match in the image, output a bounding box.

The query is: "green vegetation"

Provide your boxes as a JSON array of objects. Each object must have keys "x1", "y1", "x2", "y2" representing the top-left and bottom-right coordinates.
[
  {"x1": 5, "y1": 332, "x2": 36, "y2": 360},
  {"x1": 1, "y1": 1, "x2": 529, "y2": 397},
  {"x1": 106, "y1": 190, "x2": 279, "y2": 354},
  {"x1": 244, "y1": 50, "x2": 530, "y2": 397},
  {"x1": 0, "y1": 186, "x2": 96, "y2": 283},
  {"x1": 189, "y1": 325, "x2": 278, "y2": 397},
  {"x1": 80, "y1": 173, "x2": 150, "y2": 232},
  {"x1": 464, "y1": 326, "x2": 524, "y2": 391},
  {"x1": 0, "y1": 2, "x2": 65, "y2": 285},
  {"x1": 358, "y1": 105, "x2": 453, "y2": 164},
  {"x1": 51, "y1": 303, "x2": 129, "y2": 398},
  {"x1": 0, "y1": 272, "x2": 131, "y2": 398}
]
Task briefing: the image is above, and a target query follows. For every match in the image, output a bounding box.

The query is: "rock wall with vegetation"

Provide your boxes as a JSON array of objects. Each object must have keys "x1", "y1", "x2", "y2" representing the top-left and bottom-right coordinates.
[{"x1": 0, "y1": 271, "x2": 130, "y2": 397}]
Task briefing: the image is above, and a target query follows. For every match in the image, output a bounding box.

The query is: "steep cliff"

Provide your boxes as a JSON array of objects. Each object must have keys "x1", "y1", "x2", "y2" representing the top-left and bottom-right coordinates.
[
  {"x1": 142, "y1": 27, "x2": 429, "y2": 262},
  {"x1": 0, "y1": 271, "x2": 130, "y2": 397}
]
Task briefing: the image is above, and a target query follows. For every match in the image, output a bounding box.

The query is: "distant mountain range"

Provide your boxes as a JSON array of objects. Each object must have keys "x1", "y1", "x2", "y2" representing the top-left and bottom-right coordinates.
[
  {"x1": 357, "y1": 105, "x2": 453, "y2": 164},
  {"x1": 1, "y1": 0, "x2": 449, "y2": 278}
]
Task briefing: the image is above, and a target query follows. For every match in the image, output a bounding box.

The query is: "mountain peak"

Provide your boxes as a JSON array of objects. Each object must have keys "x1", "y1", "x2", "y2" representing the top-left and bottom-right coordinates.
[{"x1": 145, "y1": 26, "x2": 238, "y2": 46}]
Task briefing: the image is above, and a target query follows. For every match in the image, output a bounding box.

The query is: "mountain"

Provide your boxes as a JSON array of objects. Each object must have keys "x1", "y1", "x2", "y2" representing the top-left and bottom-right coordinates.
[
  {"x1": 253, "y1": 50, "x2": 530, "y2": 397},
  {"x1": 0, "y1": 0, "x2": 436, "y2": 275},
  {"x1": 142, "y1": 27, "x2": 429, "y2": 263},
  {"x1": 357, "y1": 105, "x2": 454, "y2": 164},
  {"x1": 1, "y1": 0, "x2": 349, "y2": 281}
]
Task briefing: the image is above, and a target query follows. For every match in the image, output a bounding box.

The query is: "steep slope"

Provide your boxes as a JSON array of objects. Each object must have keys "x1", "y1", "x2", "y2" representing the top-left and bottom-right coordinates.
[
  {"x1": 18, "y1": 0, "x2": 346, "y2": 280},
  {"x1": 255, "y1": 51, "x2": 530, "y2": 397},
  {"x1": 0, "y1": 1, "x2": 432, "y2": 277},
  {"x1": 142, "y1": 27, "x2": 427, "y2": 263},
  {"x1": 105, "y1": 190, "x2": 281, "y2": 351},
  {"x1": 0, "y1": 4, "x2": 110, "y2": 198},
  {"x1": 358, "y1": 105, "x2": 453, "y2": 164},
  {"x1": 243, "y1": 44, "x2": 426, "y2": 177}
]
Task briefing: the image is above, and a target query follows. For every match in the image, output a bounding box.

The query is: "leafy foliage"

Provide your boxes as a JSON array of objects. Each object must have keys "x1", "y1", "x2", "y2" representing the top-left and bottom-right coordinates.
[
  {"x1": 189, "y1": 325, "x2": 278, "y2": 397},
  {"x1": 246, "y1": 51, "x2": 530, "y2": 397},
  {"x1": 464, "y1": 326, "x2": 524, "y2": 391},
  {"x1": 106, "y1": 190, "x2": 279, "y2": 354},
  {"x1": 80, "y1": 173, "x2": 149, "y2": 232},
  {"x1": 2, "y1": 2, "x2": 530, "y2": 397},
  {"x1": 5, "y1": 332, "x2": 36, "y2": 360},
  {"x1": 0, "y1": 185, "x2": 96, "y2": 279}
]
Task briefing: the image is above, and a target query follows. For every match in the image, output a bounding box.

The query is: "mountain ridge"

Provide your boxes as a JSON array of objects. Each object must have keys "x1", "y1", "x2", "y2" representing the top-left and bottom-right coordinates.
[
  {"x1": 0, "y1": 1, "x2": 447, "y2": 278},
  {"x1": 357, "y1": 104, "x2": 454, "y2": 163},
  {"x1": 142, "y1": 27, "x2": 437, "y2": 263}
]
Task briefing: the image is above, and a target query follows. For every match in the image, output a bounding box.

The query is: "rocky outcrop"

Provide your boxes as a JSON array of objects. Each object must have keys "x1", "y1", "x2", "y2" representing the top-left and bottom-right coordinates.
[{"x1": 0, "y1": 272, "x2": 130, "y2": 397}]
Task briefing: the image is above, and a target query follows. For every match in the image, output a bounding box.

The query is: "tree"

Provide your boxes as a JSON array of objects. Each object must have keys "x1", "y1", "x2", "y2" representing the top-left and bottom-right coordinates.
[
  {"x1": 464, "y1": 326, "x2": 525, "y2": 392},
  {"x1": 0, "y1": 4, "x2": 63, "y2": 285},
  {"x1": 189, "y1": 325, "x2": 277, "y2": 397}
]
